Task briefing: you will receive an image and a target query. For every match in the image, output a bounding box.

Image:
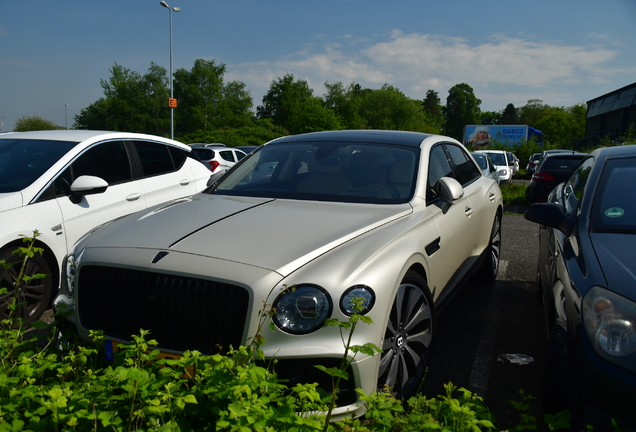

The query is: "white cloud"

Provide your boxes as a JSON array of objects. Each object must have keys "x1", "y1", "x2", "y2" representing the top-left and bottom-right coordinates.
[{"x1": 227, "y1": 31, "x2": 631, "y2": 109}]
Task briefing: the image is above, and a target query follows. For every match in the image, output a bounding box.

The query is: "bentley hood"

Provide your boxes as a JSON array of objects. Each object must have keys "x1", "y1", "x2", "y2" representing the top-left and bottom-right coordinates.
[{"x1": 79, "y1": 194, "x2": 412, "y2": 276}]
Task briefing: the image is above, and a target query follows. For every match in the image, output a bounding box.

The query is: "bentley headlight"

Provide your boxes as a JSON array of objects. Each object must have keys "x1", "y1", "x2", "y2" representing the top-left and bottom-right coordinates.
[
  {"x1": 273, "y1": 285, "x2": 332, "y2": 334},
  {"x1": 61, "y1": 253, "x2": 77, "y2": 296},
  {"x1": 340, "y1": 285, "x2": 375, "y2": 316},
  {"x1": 583, "y1": 286, "x2": 636, "y2": 372}
]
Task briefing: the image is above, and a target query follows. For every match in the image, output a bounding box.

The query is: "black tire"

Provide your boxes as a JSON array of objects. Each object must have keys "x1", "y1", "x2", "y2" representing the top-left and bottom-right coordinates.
[
  {"x1": 479, "y1": 214, "x2": 502, "y2": 282},
  {"x1": 0, "y1": 247, "x2": 53, "y2": 326},
  {"x1": 377, "y1": 270, "x2": 434, "y2": 398}
]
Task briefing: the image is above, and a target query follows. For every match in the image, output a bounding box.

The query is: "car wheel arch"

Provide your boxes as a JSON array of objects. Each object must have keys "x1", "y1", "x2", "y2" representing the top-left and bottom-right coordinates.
[{"x1": 1, "y1": 238, "x2": 60, "y2": 292}]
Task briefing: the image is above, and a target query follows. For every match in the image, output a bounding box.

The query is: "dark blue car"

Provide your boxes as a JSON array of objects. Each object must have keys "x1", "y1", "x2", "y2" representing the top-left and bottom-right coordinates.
[{"x1": 524, "y1": 145, "x2": 636, "y2": 431}]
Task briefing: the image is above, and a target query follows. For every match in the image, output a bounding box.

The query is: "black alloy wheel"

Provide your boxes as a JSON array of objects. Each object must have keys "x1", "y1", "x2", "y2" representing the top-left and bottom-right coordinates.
[
  {"x1": 377, "y1": 271, "x2": 434, "y2": 398},
  {"x1": 0, "y1": 248, "x2": 53, "y2": 326}
]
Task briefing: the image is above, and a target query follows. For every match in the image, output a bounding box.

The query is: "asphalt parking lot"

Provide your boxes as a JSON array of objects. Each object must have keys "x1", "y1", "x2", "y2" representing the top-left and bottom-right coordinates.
[{"x1": 419, "y1": 209, "x2": 550, "y2": 430}]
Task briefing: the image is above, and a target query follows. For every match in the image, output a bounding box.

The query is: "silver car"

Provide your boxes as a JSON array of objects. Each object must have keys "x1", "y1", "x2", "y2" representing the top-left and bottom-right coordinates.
[
  {"x1": 471, "y1": 151, "x2": 501, "y2": 185},
  {"x1": 56, "y1": 130, "x2": 503, "y2": 418}
]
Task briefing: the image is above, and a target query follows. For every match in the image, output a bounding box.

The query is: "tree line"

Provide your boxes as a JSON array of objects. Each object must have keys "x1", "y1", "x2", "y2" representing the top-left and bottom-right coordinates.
[{"x1": 16, "y1": 58, "x2": 587, "y2": 148}]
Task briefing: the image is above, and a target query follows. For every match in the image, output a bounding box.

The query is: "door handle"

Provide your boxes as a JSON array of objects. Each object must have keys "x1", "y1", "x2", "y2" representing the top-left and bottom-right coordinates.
[
  {"x1": 465, "y1": 206, "x2": 473, "y2": 217},
  {"x1": 126, "y1": 193, "x2": 142, "y2": 202},
  {"x1": 180, "y1": 179, "x2": 192, "y2": 186},
  {"x1": 488, "y1": 193, "x2": 496, "y2": 202}
]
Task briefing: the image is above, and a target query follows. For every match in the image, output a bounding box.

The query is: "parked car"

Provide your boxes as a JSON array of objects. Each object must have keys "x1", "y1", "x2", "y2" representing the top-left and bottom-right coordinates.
[
  {"x1": 0, "y1": 130, "x2": 212, "y2": 324},
  {"x1": 55, "y1": 130, "x2": 503, "y2": 419},
  {"x1": 471, "y1": 151, "x2": 500, "y2": 184},
  {"x1": 506, "y1": 151, "x2": 519, "y2": 176},
  {"x1": 190, "y1": 143, "x2": 247, "y2": 173},
  {"x1": 525, "y1": 151, "x2": 586, "y2": 204},
  {"x1": 481, "y1": 150, "x2": 513, "y2": 184},
  {"x1": 524, "y1": 145, "x2": 636, "y2": 431},
  {"x1": 235, "y1": 145, "x2": 259, "y2": 154},
  {"x1": 525, "y1": 153, "x2": 542, "y2": 178}
]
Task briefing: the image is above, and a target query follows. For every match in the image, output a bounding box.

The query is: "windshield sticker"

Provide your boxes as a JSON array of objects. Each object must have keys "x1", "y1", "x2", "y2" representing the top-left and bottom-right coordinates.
[{"x1": 605, "y1": 207, "x2": 625, "y2": 218}]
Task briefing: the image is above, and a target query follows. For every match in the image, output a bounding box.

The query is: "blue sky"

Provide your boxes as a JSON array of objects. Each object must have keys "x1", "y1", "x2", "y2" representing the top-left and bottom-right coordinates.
[{"x1": 2, "y1": 0, "x2": 636, "y2": 132}]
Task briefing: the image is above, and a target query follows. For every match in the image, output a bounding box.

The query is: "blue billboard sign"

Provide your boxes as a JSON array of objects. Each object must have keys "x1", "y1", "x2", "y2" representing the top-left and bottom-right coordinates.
[{"x1": 464, "y1": 125, "x2": 543, "y2": 149}]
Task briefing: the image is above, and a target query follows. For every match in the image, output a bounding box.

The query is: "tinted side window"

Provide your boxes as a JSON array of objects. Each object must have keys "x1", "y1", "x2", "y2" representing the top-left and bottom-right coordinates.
[
  {"x1": 563, "y1": 157, "x2": 593, "y2": 214},
  {"x1": 446, "y1": 144, "x2": 481, "y2": 185},
  {"x1": 72, "y1": 141, "x2": 132, "y2": 185},
  {"x1": 220, "y1": 150, "x2": 236, "y2": 162},
  {"x1": 235, "y1": 151, "x2": 246, "y2": 161},
  {"x1": 168, "y1": 146, "x2": 187, "y2": 169},
  {"x1": 427, "y1": 145, "x2": 453, "y2": 203},
  {"x1": 133, "y1": 141, "x2": 175, "y2": 177}
]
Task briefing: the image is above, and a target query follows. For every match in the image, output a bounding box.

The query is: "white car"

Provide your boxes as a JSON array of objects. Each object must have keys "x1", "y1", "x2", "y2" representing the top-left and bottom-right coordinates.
[
  {"x1": 55, "y1": 130, "x2": 503, "y2": 419},
  {"x1": 189, "y1": 143, "x2": 247, "y2": 174},
  {"x1": 481, "y1": 150, "x2": 513, "y2": 184},
  {"x1": 0, "y1": 130, "x2": 212, "y2": 324},
  {"x1": 471, "y1": 151, "x2": 501, "y2": 185}
]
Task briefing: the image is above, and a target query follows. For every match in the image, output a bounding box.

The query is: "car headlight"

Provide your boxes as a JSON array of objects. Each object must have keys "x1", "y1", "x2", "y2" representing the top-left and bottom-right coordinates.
[
  {"x1": 273, "y1": 285, "x2": 332, "y2": 335},
  {"x1": 340, "y1": 285, "x2": 375, "y2": 316},
  {"x1": 583, "y1": 286, "x2": 636, "y2": 372},
  {"x1": 498, "y1": 168, "x2": 508, "y2": 176},
  {"x1": 61, "y1": 253, "x2": 77, "y2": 296}
]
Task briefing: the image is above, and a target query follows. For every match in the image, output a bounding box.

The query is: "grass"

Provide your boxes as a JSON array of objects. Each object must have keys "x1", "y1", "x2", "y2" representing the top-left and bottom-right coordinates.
[{"x1": 501, "y1": 181, "x2": 527, "y2": 205}]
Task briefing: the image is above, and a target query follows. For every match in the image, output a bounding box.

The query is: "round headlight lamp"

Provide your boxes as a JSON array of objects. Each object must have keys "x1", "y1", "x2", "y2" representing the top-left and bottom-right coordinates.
[
  {"x1": 340, "y1": 285, "x2": 375, "y2": 316},
  {"x1": 272, "y1": 285, "x2": 332, "y2": 335},
  {"x1": 62, "y1": 253, "x2": 77, "y2": 296}
]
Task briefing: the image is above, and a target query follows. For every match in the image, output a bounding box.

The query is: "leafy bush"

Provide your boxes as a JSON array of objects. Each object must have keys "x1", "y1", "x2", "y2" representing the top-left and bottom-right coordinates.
[{"x1": 0, "y1": 234, "x2": 572, "y2": 431}]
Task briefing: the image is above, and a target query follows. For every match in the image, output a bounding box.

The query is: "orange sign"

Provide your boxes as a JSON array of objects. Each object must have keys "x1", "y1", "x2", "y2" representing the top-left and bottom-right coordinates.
[{"x1": 168, "y1": 98, "x2": 178, "y2": 108}]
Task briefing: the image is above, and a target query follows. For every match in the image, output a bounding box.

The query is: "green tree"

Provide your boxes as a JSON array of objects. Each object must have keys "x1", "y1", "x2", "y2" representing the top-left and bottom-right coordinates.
[
  {"x1": 258, "y1": 74, "x2": 341, "y2": 134},
  {"x1": 174, "y1": 59, "x2": 253, "y2": 135},
  {"x1": 480, "y1": 111, "x2": 502, "y2": 125},
  {"x1": 534, "y1": 104, "x2": 586, "y2": 148},
  {"x1": 75, "y1": 62, "x2": 169, "y2": 134},
  {"x1": 323, "y1": 81, "x2": 367, "y2": 129},
  {"x1": 501, "y1": 103, "x2": 518, "y2": 124},
  {"x1": 358, "y1": 84, "x2": 430, "y2": 131},
  {"x1": 13, "y1": 116, "x2": 63, "y2": 131},
  {"x1": 421, "y1": 90, "x2": 444, "y2": 134},
  {"x1": 443, "y1": 83, "x2": 481, "y2": 140},
  {"x1": 518, "y1": 99, "x2": 550, "y2": 127}
]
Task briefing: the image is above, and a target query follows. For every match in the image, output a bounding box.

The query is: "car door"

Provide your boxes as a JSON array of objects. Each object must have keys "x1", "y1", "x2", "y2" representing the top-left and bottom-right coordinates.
[
  {"x1": 446, "y1": 143, "x2": 496, "y2": 253},
  {"x1": 218, "y1": 149, "x2": 237, "y2": 171},
  {"x1": 425, "y1": 144, "x2": 477, "y2": 299},
  {"x1": 52, "y1": 140, "x2": 147, "y2": 250},
  {"x1": 131, "y1": 140, "x2": 204, "y2": 208}
]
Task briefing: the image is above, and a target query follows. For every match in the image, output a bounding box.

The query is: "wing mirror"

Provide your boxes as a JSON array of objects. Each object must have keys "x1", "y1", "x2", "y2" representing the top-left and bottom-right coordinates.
[
  {"x1": 438, "y1": 176, "x2": 464, "y2": 204},
  {"x1": 524, "y1": 203, "x2": 574, "y2": 237},
  {"x1": 69, "y1": 175, "x2": 108, "y2": 203}
]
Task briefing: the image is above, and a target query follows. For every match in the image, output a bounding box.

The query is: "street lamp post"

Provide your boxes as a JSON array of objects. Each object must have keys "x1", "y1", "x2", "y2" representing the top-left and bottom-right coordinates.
[
  {"x1": 160, "y1": 1, "x2": 180, "y2": 140},
  {"x1": 65, "y1": 104, "x2": 69, "y2": 129}
]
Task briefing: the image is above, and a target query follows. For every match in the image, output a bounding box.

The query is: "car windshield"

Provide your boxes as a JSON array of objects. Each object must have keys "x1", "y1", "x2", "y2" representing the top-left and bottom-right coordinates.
[
  {"x1": 0, "y1": 138, "x2": 78, "y2": 193},
  {"x1": 487, "y1": 152, "x2": 506, "y2": 165},
  {"x1": 472, "y1": 153, "x2": 488, "y2": 170},
  {"x1": 591, "y1": 157, "x2": 636, "y2": 233},
  {"x1": 212, "y1": 141, "x2": 420, "y2": 204}
]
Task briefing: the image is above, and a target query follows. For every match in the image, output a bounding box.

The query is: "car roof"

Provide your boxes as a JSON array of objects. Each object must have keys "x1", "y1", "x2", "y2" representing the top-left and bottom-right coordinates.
[
  {"x1": 543, "y1": 151, "x2": 587, "y2": 159},
  {"x1": 0, "y1": 130, "x2": 191, "y2": 151},
  {"x1": 267, "y1": 130, "x2": 436, "y2": 148},
  {"x1": 590, "y1": 144, "x2": 636, "y2": 158},
  {"x1": 190, "y1": 143, "x2": 227, "y2": 148}
]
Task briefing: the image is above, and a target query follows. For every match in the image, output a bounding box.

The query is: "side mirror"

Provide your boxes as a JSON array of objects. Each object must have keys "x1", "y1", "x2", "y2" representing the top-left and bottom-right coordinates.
[
  {"x1": 524, "y1": 203, "x2": 574, "y2": 237},
  {"x1": 206, "y1": 169, "x2": 228, "y2": 188},
  {"x1": 438, "y1": 176, "x2": 464, "y2": 204},
  {"x1": 69, "y1": 175, "x2": 109, "y2": 204}
]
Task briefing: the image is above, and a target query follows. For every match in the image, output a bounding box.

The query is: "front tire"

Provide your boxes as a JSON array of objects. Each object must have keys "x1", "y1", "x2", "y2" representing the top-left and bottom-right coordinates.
[
  {"x1": 479, "y1": 214, "x2": 502, "y2": 282},
  {"x1": 377, "y1": 271, "x2": 434, "y2": 398},
  {"x1": 0, "y1": 248, "x2": 53, "y2": 326}
]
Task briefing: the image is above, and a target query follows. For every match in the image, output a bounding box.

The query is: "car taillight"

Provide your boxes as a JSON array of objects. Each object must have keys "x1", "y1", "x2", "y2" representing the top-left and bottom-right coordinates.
[
  {"x1": 534, "y1": 172, "x2": 554, "y2": 181},
  {"x1": 209, "y1": 161, "x2": 220, "y2": 171}
]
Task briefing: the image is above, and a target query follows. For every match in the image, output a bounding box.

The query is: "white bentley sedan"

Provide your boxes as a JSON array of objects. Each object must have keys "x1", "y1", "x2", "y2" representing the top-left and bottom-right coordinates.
[{"x1": 55, "y1": 130, "x2": 502, "y2": 418}]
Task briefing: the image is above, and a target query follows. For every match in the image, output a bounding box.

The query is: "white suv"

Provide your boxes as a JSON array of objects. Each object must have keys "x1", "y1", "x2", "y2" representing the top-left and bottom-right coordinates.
[
  {"x1": 482, "y1": 150, "x2": 513, "y2": 184},
  {"x1": 0, "y1": 130, "x2": 212, "y2": 324},
  {"x1": 190, "y1": 144, "x2": 247, "y2": 174}
]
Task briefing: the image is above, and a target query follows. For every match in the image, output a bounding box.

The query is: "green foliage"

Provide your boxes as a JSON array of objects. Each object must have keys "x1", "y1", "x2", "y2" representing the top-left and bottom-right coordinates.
[
  {"x1": 0, "y1": 239, "x2": 586, "y2": 431},
  {"x1": 181, "y1": 119, "x2": 287, "y2": 147},
  {"x1": 13, "y1": 116, "x2": 63, "y2": 132},
  {"x1": 444, "y1": 83, "x2": 482, "y2": 140},
  {"x1": 500, "y1": 182, "x2": 527, "y2": 205}
]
